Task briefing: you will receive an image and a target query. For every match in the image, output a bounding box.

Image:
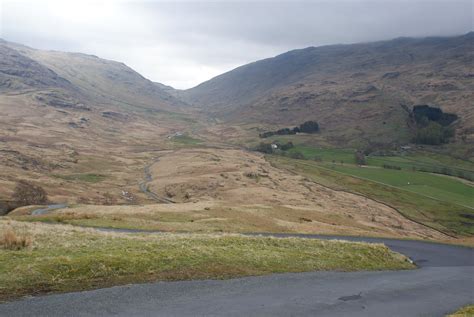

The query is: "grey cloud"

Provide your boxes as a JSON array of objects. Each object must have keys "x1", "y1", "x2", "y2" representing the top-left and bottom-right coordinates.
[{"x1": 1, "y1": 0, "x2": 472, "y2": 88}]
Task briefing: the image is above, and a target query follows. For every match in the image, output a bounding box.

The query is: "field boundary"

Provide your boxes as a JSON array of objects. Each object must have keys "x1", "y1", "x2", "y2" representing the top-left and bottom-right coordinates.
[
  {"x1": 297, "y1": 160, "x2": 473, "y2": 210},
  {"x1": 268, "y1": 157, "x2": 458, "y2": 239}
]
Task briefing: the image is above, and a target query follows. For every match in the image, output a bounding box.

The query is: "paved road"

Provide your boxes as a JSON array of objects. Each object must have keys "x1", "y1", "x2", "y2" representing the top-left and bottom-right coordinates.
[
  {"x1": 138, "y1": 158, "x2": 175, "y2": 204},
  {"x1": 1, "y1": 234, "x2": 473, "y2": 317},
  {"x1": 31, "y1": 204, "x2": 68, "y2": 216}
]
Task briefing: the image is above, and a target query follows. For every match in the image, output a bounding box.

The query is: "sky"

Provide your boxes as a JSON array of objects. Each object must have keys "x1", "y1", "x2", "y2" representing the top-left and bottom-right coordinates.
[{"x1": 1, "y1": 0, "x2": 472, "y2": 89}]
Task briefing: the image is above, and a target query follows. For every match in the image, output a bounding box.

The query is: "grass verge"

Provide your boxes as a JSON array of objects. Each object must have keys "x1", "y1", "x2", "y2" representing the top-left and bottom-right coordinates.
[{"x1": 0, "y1": 220, "x2": 413, "y2": 302}]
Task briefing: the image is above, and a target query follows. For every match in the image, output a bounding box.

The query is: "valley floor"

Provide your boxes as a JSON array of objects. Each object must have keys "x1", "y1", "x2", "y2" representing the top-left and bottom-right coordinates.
[{"x1": 8, "y1": 148, "x2": 451, "y2": 241}]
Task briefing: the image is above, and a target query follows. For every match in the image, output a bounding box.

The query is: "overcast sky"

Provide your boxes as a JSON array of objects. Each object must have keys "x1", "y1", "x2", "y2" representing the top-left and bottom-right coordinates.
[{"x1": 1, "y1": 0, "x2": 472, "y2": 89}]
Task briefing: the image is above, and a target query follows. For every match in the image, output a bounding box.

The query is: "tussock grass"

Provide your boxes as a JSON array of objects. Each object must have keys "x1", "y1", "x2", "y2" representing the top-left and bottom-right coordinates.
[
  {"x1": 0, "y1": 220, "x2": 413, "y2": 301},
  {"x1": 0, "y1": 227, "x2": 32, "y2": 250}
]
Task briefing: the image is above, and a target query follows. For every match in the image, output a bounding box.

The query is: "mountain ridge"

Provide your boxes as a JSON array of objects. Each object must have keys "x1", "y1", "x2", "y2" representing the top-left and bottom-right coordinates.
[
  {"x1": 181, "y1": 32, "x2": 474, "y2": 148},
  {"x1": 0, "y1": 38, "x2": 187, "y2": 113}
]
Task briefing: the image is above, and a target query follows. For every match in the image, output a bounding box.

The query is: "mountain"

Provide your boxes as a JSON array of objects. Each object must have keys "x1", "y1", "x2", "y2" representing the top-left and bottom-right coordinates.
[
  {"x1": 0, "y1": 43, "x2": 75, "y2": 92},
  {"x1": 182, "y1": 33, "x2": 474, "y2": 147},
  {"x1": 0, "y1": 39, "x2": 191, "y2": 205},
  {"x1": 1, "y1": 39, "x2": 186, "y2": 112}
]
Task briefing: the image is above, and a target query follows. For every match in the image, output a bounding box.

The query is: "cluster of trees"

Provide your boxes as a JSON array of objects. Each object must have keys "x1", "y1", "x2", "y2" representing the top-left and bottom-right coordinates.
[
  {"x1": 413, "y1": 105, "x2": 458, "y2": 126},
  {"x1": 254, "y1": 142, "x2": 273, "y2": 154},
  {"x1": 279, "y1": 142, "x2": 295, "y2": 151},
  {"x1": 254, "y1": 141, "x2": 294, "y2": 154},
  {"x1": 259, "y1": 121, "x2": 319, "y2": 138},
  {"x1": 414, "y1": 121, "x2": 455, "y2": 145},
  {"x1": 412, "y1": 105, "x2": 457, "y2": 145}
]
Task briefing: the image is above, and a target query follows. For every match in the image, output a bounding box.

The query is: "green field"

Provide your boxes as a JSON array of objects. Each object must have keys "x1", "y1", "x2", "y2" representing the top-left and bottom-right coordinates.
[
  {"x1": 269, "y1": 156, "x2": 474, "y2": 236},
  {"x1": 284, "y1": 145, "x2": 474, "y2": 179},
  {"x1": 283, "y1": 146, "x2": 474, "y2": 207},
  {"x1": 170, "y1": 134, "x2": 203, "y2": 146},
  {"x1": 287, "y1": 146, "x2": 356, "y2": 163},
  {"x1": 326, "y1": 164, "x2": 474, "y2": 208},
  {"x1": 260, "y1": 141, "x2": 474, "y2": 235}
]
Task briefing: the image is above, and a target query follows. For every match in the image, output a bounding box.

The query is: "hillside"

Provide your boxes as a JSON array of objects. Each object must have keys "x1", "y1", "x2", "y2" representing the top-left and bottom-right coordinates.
[
  {"x1": 1, "y1": 37, "x2": 472, "y2": 240},
  {"x1": 182, "y1": 33, "x2": 474, "y2": 148},
  {"x1": 2, "y1": 40, "x2": 186, "y2": 112},
  {"x1": 0, "y1": 39, "x2": 193, "y2": 205}
]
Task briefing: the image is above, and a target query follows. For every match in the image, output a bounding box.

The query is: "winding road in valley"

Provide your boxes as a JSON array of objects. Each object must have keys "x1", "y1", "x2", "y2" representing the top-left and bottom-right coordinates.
[
  {"x1": 0, "y1": 232, "x2": 473, "y2": 317},
  {"x1": 138, "y1": 158, "x2": 175, "y2": 204}
]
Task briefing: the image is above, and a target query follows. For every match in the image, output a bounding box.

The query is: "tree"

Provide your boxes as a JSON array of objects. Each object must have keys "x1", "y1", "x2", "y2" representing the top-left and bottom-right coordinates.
[
  {"x1": 299, "y1": 121, "x2": 319, "y2": 133},
  {"x1": 414, "y1": 121, "x2": 454, "y2": 145},
  {"x1": 280, "y1": 141, "x2": 294, "y2": 151},
  {"x1": 355, "y1": 151, "x2": 366, "y2": 165},
  {"x1": 276, "y1": 128, "x2": 295, "y2": 135},
  {"x1": 12, "y1": 180, "x2": 48, "y2": 206},
  {"x1": 254, "y1": 142, "x2": 273, "y2": 154},
  {"x1": 259, "y1": 131, "x2": 275, "y2": 138}
]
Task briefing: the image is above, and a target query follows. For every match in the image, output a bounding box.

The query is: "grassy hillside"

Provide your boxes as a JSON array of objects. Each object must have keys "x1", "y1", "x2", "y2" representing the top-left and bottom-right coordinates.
[{"x1": 269, "y1": 156, "x2": 474, "y2": 236}]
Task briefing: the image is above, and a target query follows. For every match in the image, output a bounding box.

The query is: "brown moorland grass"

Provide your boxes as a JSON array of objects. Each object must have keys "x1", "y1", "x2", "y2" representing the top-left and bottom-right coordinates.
[{"x1": 0, "y1": 227, "x2": 32, "y2": 250}]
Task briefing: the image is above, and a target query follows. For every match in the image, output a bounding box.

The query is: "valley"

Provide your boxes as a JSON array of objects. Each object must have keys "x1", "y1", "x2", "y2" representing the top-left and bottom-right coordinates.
[{"x1": 1, "y1": 33, "x2": 473, "y2": 306}]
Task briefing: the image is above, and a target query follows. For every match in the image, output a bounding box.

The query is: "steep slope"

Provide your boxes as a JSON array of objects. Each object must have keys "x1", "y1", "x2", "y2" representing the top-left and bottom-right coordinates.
[
  {"x1": 182, "y1": 33, "x2": 474, "y2": 147},
  {"x1": 0, "y1": 40, "x2": 192, "y2": 205},
  {"x1": 3, "y1": 41, "x2": 185, "y2": 112},
  {"x1": 0, "y1": 42, "x2": 74, "y2": 93}
]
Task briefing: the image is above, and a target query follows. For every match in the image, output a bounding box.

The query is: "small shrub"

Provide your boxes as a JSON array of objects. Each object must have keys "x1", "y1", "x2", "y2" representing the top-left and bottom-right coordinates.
[
  {"x1": 103, "y1": 192, "x2": 116, "y2": 205},
  {"x1": 244, "y1": 172, "x2": 259, "y2": 179},
  {"x1": 383, "y1": 164, "x2": 402, "y2": 170},
  {"x1": 12, "y1": 180, "x2": 48, "y2": 206},
  {"x1": 280, "y1": 142, "x2": 294, "y2": 151},
  {"x1": 0, "y1": 228, "x2": 32, "y2": 250},
  {"x1": 290, "y1": 152, "x2": 305, "y2": 160}
]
